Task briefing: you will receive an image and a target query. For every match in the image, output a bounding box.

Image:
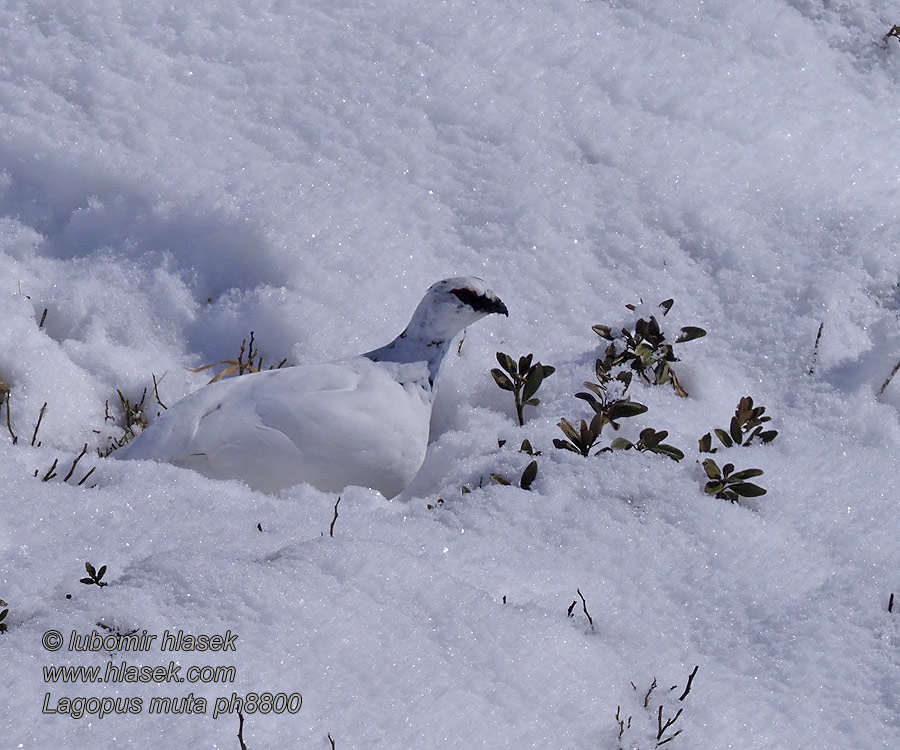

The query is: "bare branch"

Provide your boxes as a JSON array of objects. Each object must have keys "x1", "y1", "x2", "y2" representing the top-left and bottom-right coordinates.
[
  {"x1": 678, "y1": 665, "x2": 699, "y2": 701},
  {"x1": 808, "y1": 322, "x2": 823, "y2": 376},
  {"x1": 151, "y1": 373, "x2": 168, "y2": 410},
  {"x1": 329, "y1": 496, "x2": 341, "y2": 538},
  {"x1": 31, "y1": 402, "x2": 47, "y2": 446},
  {"x1": 237, "y1": 710, "x2": 248, "y2": 750},
  {"x1": 880, "y1": 358, "x2": 900, "y2": 395},
  {"x1": 577, "y1": 587, "x2": 594, "y2": 631},
  {"x1": 4, "y1": 392, "x2": 17, "y2": 444},
  {"x1": 77, "y1": 466, "x2": 97, "y2": 487},
  {"x1": 63, "y1": 444, "x2": 89, "y2": 482},
  {"x1": 41, "y1": 457, "x2": 58, "y2": 481}
]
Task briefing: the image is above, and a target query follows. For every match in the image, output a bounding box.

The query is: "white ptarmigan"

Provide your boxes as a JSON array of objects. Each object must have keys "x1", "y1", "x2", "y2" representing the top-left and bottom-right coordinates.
[{"x1": 114, "y1": 277, "x2": 507, "y2": 497}]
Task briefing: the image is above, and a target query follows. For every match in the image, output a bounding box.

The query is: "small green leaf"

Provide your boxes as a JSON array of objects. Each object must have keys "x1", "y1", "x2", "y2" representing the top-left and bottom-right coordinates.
[
  {"x1": 552, "y1": 438, "x2": 580, "y2": 453},
  {"x1": 729, "y1": 416, "x2": 742, "y2": 444},
  {"x1": 522, "y1": 367, "x2": 544, "y2": 403},
  {"x1": 588, "y1": 412, "x2": 605, "y2": 437},
  {"x1": 490, "y1": 474, "x2": 511, "y2": 486},
  {"x1": 704, "y1": 481, "x2": 725, "y2": 494},
  {"x1": 722, "y1": 463, "x2": 735, "y2": 477},
  {"x1": 759, "y1": 430, "x2": 778, "y2": 444},
  {"x1": 607, "y1": 401, "x2": 649, "y2": 420},
  {"x1": 85, "y1": 562, "x2": 96, "y2": 577},
  {"x1": 557, "y1": 418, "x2": 581, "y2": 444},
  {"x1": 97, "y1": 565, "x2": 107, "y2": 580},
  {"x1": 609, "y1": 437, "x2": 633, "y2": 451},
  {"x1": 491, "y1": 369, "x2": 515, "y2": 391},
  {"x1": 525, "y1": 398, "x2": 540, "y2": 406},
  {"x1": 80, "y1": 577, "x2": 95, "y2": 585},
  {"x1": 592, "y1": 324, "x2": 613, "y2": 340},
  {"x1": 498, "y1": 439, "x2": 507, "y2": 448},
  {"x1": 675, "y1": 326, "x2": 706, "y2": 343},
  {"x1": 729, "y1": 468, "x2": 764, "y2": 482},
  {"x1": 579, "y1": 419, "x2": 592, "y2": 446},
  {"x1": 714, "y1": 428, "x2": 733, "y2": 448},
  {"x1": 656, "y1": 444, "x2": 685, "y2": 461},
  {"x1": 520, "y1": 460, "x2": 538, "y2": 490},
  {"x1": 540, "y1": 365, "x2": 556, "y2": 378},
  {"x1": 0, "y1": 608, "x2": 8, "y2": 622},
  {"x1": 496, "y1": 351, "x2": 517, "y2": 376},
  {"x1": 520, "y1": 439, "x2": 534, "y2": 455},
  {"x1": 518, "y1": 353, "x2": 533, "y2": 374},
  {"x1": 575, "y1": 391, "x2": 602, "y2": 412},
  {"x1": 731, "y1": 482, "x2": 767, "y2": 497},
  {"x1": 639, "y1": 428, "x2": 665, "y2": 446},
  {"x1": 634, "y1": 343, "x2": 654, "y2": 364},
  {"x1": 702, "y1": 459, "x2": 722, "y2": 480},
  {"x1": 658, "y1": 298, "x2": 675, "y2": 315},
  {"x1": 461, "y1": 485, "x2": 471, "y2": 495},
  {"x1": 581, "y1": 381, "x2": 605, "y2": 397},
  {"x1": 698, "y1": 433, "x2": 713, "y2": 453}
]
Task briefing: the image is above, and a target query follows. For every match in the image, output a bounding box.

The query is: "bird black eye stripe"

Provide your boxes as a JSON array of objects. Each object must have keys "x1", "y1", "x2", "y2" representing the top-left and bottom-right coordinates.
[{"x1": 451, "y1": 287, "x2": 489, "y2": 310}]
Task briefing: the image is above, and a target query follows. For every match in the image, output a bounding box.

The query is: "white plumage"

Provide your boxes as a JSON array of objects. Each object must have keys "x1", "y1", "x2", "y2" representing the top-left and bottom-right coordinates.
[{"x1": 114, "y1": 277, "x2": 507, "y2": 497}]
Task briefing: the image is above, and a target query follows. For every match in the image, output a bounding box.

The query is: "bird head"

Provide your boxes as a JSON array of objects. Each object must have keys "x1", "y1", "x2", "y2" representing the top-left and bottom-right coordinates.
[{"x1": 410, "y1": 277, "x2": 508, "y2": 343}]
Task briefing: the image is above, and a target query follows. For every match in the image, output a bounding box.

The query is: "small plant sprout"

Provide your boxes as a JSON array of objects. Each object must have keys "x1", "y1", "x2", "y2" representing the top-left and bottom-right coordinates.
[
  {"x1": 519, "y1": 438, "x2": 540, "y2": 456},
  {"x1": 0, "y1": 598, "x2": 8, "y2": 633},
  {"x1": 490, "y1": 459, "x2": 539, "y2": 490},
  {"x1": 698, "y1": 396, "x2": 778, "y2": 452},
  {"x1": 554, "y1": 414, "x2": 605, "y2": 456},
  {"x1": 491, "y1": 352, "x2": 555, "y2": 426},
  {"x1": 593, "y1": 298, "x2": 706, "y2": 397},
  {"x1": 605, "y1": 428, "x2": 685, "y2": 462},
  {"x1": 80, "y1": 562, "x2": 109, "y2": 588},
  {"x1": 701, "y1": 459, "x2": 766, "y2": 502},
  {"x1": 190, "y1": 330, "x2": 289, "y2": 384}
]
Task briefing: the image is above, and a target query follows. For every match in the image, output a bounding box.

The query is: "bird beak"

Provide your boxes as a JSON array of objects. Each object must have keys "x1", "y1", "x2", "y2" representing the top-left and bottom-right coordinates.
[{"x1": 487, "y1": 297, "x2": 509, "y2": 317}]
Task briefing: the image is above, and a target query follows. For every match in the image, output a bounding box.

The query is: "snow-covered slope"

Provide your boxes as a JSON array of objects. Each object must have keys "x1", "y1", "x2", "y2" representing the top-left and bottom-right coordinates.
[{"x1": 2, "y1": 1, "x2": 900, "y2": 747}]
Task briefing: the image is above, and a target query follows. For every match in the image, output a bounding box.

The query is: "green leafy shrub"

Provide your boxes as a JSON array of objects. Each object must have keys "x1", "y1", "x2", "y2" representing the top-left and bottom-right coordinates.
[
  {"x1": 698, "y1": 396, "x2": 777, "y2": 452},
  {"x1": 592, "y1": 299, "x2": 706, "y2": 397},
  {"x1": 80, "y1": 562, "x2": 109, "y2": 588},
  {"x1": 554, "y1": 358, "x2": 648, "y2": 456},
  {"x1": 605, "y1": 428, "x2": 685, "y2": 462},
  {"x1": 701, "y1": 459, "x2": 766, "y2": 502},
  {"x1": 491, "y1": 352, "x2": 555, "y2": 426}
]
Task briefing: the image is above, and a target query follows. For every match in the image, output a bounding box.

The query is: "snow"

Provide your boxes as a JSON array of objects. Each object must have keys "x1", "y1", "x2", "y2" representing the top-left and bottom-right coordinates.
[{"x1": 2, "y1": 0, "x2": 900, "y2": 747}]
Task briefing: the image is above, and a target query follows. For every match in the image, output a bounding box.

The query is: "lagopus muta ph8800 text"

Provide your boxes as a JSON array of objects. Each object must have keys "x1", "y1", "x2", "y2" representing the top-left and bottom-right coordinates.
[{"x1": 114, "y1": 277, "x2": 508, "y2": 496}]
